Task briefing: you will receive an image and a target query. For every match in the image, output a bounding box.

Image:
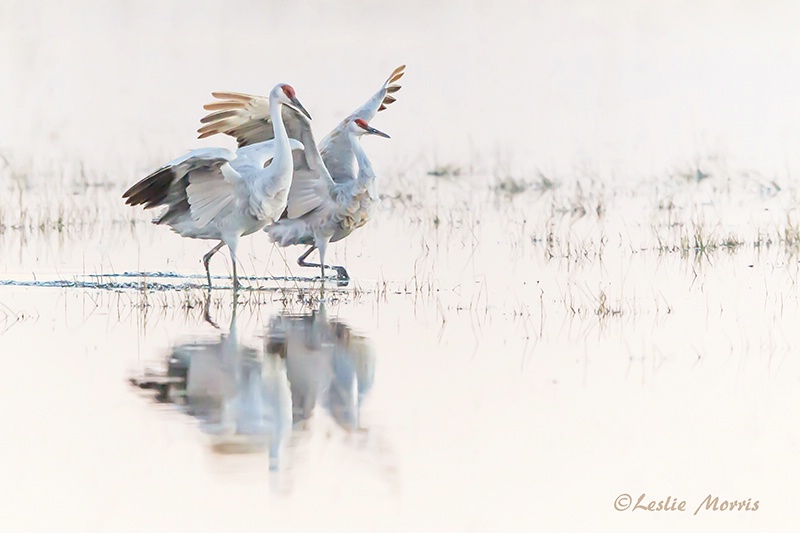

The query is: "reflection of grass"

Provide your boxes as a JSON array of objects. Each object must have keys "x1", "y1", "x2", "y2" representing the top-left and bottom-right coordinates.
[
  {"x1": 720, "y1": 235, "x2": 744, "y2": 250},
  {"x1": 682, "y1": 224, "x2": 717, "y2": 255},
  {"x1": 595, "y1": 291, "x2": 621, "y2": 318},
  {"x1": 783, "y1": 216, "x2": 800, "y2": 247}
]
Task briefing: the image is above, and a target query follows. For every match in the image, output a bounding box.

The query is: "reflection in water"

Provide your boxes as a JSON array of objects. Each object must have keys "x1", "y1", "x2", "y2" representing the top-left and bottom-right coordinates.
[
  {"x1": 267, "y1": 305, "x2": 376, "y2": 431},
  {"x1": 132, "y1": 300, "x2": 376, "y2": 469}
]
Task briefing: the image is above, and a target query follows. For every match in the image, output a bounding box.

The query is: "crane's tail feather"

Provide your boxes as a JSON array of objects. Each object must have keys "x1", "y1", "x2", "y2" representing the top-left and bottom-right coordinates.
[{"x1": 265, "y1": 219, "x2": 314, "y2": 248}]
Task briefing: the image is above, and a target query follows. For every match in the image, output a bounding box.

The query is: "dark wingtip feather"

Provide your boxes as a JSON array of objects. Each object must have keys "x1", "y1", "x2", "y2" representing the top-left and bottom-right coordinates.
[{"x1": 122, "y1": 167, "x2": 176, "y2": 209}]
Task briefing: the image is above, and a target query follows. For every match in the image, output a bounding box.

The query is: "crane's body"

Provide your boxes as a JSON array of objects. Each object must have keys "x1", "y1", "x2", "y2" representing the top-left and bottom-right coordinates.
[
  {"x1": 123, "y1": 84, "x2": 310, "y2": 288},
  {"x1": 267, "y1": 120, "x2": 385, "y2": 279},
  {"x1": 197, "y1": 66, "x2": 404, "y2": 282}
]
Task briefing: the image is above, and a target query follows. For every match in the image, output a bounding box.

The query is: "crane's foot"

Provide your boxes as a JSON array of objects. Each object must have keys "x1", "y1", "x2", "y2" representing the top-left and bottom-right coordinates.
[
  {"x1": 334, "y1": 266, "x2": 350, "y2": 287},
  {"x1": 315, "y1": 267, "x2": 349, "y2": 286}
]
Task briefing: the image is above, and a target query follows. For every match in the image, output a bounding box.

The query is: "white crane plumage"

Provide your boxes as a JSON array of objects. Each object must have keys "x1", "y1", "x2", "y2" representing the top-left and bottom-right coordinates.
[
  {"x1": 196, "y1": 65, "x2": 405, "y2": 282},
  {"x1": 123, "y1": 84, "x2": 311, "y2": 289}
]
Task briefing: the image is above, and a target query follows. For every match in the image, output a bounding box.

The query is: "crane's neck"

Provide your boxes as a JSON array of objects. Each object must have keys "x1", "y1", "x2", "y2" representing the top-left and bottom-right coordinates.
[
  {"x1": 351, "y1": 134, "x2": 376, "y2": 186},
  {"x1": 268, "y1": 99, "x2": 293, "y2": 176}
]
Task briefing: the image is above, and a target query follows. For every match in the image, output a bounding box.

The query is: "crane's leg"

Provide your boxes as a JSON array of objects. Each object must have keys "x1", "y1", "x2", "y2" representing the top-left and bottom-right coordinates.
[
  {"x1": 296, "y1": 245, "x2": 350, "y2": 282},
  {"x1": 318, "y1": 240, "x2": 327, "y2": 283},
  {"x1": 297, "y1": 246, "x2": 317, "y2": 268},
  {"x1": 203, "y1": 241, "x2": 225, "y2": 289},
  {"x1": 232, "y1": 260, "x2": 239, "y2": 291},
  {"x1": 227, "y1": 238, "x2": 240, "y2": 291}
]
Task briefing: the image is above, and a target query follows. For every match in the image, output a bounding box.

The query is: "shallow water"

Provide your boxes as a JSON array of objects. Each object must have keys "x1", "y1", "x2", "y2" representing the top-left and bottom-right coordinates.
[{"x1": 2, "y1": 1, "x2": 800, "y2": 532}]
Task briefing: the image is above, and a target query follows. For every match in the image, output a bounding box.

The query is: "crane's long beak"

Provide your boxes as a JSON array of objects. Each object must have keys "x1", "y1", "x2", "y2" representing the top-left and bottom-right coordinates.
[
  {"x1": 290, "y1": 96, "x2": 312, "y2": 120},
  {"x1": 365, "y1": 125, "x2": 390, "y2": 139}
]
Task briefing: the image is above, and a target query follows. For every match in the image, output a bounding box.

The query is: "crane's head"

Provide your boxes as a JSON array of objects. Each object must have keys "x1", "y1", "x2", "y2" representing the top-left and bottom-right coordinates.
[
  {"x1": 352, "y1": 118, "x2": 390, "y2": 139},
  {"x1": 271, "y1": 83, "x2": 312, "y2": 120}
]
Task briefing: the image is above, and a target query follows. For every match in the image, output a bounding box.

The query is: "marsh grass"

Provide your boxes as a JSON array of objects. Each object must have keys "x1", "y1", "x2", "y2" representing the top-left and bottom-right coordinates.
[
  {"x1": 427, "y1": 164, "x2": 462, "y2": 178},
  {"x1": 4, "y1": 151, "x2": 800, "y2": 324}
]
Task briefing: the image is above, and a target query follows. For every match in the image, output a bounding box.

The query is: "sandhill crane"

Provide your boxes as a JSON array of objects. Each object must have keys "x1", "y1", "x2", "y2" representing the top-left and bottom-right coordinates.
[
  {"x1": 123, "y1": 84, "x2": 311, "y2": 289},
  {"x1": 196, "y1": 66, "x2": 405, "y2": 283}
]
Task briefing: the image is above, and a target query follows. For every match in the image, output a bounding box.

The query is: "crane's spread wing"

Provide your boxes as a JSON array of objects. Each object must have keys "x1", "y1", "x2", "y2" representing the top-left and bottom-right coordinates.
[
  {"x1": 200, "y1": 95, "x2": 333, "y2": 220},
  {"x1": 198, "y1": 95, "x2": 307, "y2": 149},
  {"x1": 123, "y1": 149, "x2": 234, "y2": 212},
  {"x1": 123, "y1": 148, "x2": 253, "y2": 229},
  {"x1": 345, "y1": 64, "x2": 405, "y2": 123},
  {"x1": 184, "y1": 168, "x2": 236, "y2": 228},
  {"x1": 319, "y1": 65, "x2": 404, "y2": 184}
]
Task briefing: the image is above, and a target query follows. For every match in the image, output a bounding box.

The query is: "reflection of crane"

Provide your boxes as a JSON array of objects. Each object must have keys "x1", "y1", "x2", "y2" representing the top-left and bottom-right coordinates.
[
  {"x1": 132, "y1": 303, "x2": 292, "y2": 469},
  {"x1": 131, "y1": 301, "x2": 376, "y2": 470},
  {"x1": 123, "y1": 84, "x2": 311, "y2": 289},
  {"x1": 266, "y1": 303, "x2": 376, "y2": 430},
  {"x1": 197, "y1": 66, "x2": 404, "y2": 282}
]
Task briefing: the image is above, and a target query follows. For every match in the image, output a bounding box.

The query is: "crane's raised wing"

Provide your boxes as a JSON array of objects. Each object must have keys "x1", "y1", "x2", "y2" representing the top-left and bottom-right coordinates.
[
  {"x1": 319, "y1": 65, "x2": 404, "y2": 184},
  {"x1": 345, "y1": 64, "x2": 404, "y2": 123},
  {"x1": 200, "y1": 98, "x2": 337, "y2": 220},
  {"x1": 200, "y1": 94, "x2": 332, "y2": 207},
  {"x1": 198, "y1": 93, "x2": 309, "y2": 149}
]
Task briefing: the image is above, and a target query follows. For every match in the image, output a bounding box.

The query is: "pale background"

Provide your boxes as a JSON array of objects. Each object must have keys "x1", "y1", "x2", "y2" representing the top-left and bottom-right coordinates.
[{"x1": 0, "y1": 1, "x2": 798, "y2": 532}]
